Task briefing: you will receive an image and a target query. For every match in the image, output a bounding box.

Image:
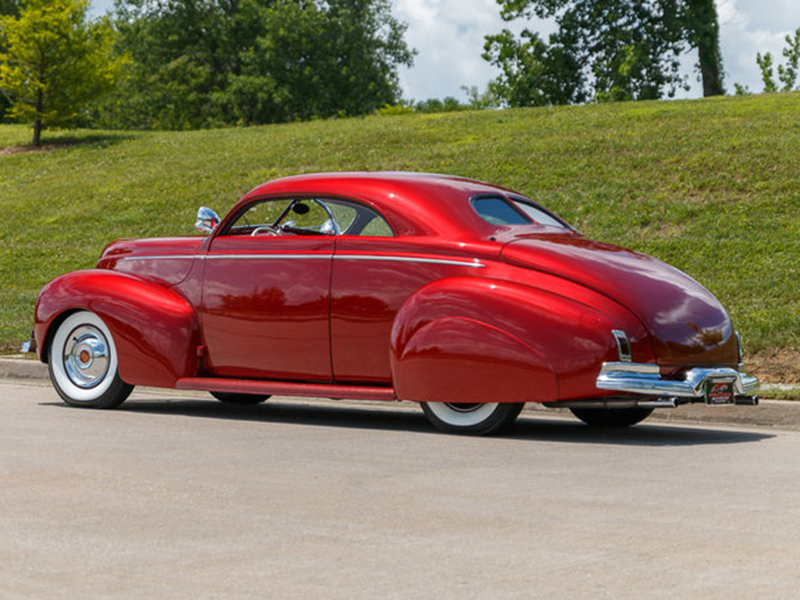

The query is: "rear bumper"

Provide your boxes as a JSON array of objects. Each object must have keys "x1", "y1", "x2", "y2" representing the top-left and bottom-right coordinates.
[{"x1": 596, "y1": 362, "x2": 759, "y2": 403}]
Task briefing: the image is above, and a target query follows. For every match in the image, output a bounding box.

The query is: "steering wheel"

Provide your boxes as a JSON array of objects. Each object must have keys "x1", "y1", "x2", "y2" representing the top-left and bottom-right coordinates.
[{"x1": 251, "y1": 225, "x2": 281, "y2": 236}]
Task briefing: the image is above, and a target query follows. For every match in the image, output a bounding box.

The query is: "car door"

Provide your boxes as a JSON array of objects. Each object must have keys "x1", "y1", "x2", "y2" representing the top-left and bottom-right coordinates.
[
  {"x1": 323, "y1": 179, "x2": 499, "y2": 389},
  {"x1": 199, "y1": 198, "x2": 335, "y2": 381}
]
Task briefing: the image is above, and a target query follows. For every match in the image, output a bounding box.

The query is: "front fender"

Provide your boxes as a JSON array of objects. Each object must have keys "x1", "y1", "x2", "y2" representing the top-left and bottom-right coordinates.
[
  {"x1": 391, "y1": 277, "x2": 651, "y2": 402},
  {"x1": 35, "y1": 270, "x2": 199, "y2": 388}
]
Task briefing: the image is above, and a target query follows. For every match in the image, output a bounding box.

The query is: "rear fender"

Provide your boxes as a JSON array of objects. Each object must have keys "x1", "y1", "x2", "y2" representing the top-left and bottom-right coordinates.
[
  {"x1": 391, "y1": 277, "x2": 648, "y2": 402},
  {"x1": 35, "y1": 270, "x2": 199, "y2": 388},
  {"x1": 394, "y1": 316, "x2": 558, "y2": 403}
]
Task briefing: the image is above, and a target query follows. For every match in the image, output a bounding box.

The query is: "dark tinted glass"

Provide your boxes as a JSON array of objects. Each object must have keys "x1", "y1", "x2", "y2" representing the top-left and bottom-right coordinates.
[{"x1": 471, "y1": 197, "x2": 532, "y2": 225}]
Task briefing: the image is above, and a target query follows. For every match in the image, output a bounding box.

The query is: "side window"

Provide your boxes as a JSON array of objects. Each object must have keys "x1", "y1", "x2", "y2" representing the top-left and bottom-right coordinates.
[
  {"x1": 229, "y1": 199, "x2": 291, "y2": 233},
  {"x1": 359, "y1": 217, "x2": 394, "y2": 237},
  {"x1": 227, "y1": 198, "x2": 334, "y2": 235},
  {"x1": 327, "y1": 199, "x2": 394, "y2": 236},
  {"x1": 327, "y1": 202, "x2": 358, "y2": 232},
  {"x1": 226, "y1": 197, "x2": 394, "y2": 237}
]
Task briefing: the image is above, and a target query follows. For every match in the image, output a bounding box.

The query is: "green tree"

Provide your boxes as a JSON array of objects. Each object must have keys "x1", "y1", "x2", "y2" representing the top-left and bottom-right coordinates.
[
  {"x1": 414, "y1": 96, "x2": 467, "y2": 113},
  {"x1": 223, "y1": 0, "x2": 414, "y2": 123},
  {"x1": 757, "y1": 51, "x2": 778, "y2": 93},
  {"x1": 488, "y1": 0, "x2": 724, "y2": 106},
  {"x1": 103, "y1": 0, "x2": 414, "y2": 129},
  {"x1": 484, "y1": 28, "x2": 586, "y2": 106},
  {"x1": 0, "y1": 0, "x2": 122, "y2": 145},
  {"x1": 461, "y1": 85, "x2": 500, "y2": 110},
  {"x1": 0, "y1": 0, "x2": 19, "y2": 17},
  {"x1": 0, "y1": 0, "x2": 20, "y2": 122},
  {"x1": 754, "y1": 28, "x2": 800, "y2": 93},
  {"x1": 778, "y1": 28, "x2": 800, "y2": 91}
]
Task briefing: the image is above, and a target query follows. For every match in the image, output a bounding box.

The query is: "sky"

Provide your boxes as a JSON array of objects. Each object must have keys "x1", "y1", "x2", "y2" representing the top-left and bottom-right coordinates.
[{"x1": 91, "y1": 0, "x2": 800, "y2": 102}]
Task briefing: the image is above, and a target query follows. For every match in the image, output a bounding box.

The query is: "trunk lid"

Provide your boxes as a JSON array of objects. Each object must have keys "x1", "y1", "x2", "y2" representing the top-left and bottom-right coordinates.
[{"x1": 501, "y1": 233, "x2": 738, "y2": 366}]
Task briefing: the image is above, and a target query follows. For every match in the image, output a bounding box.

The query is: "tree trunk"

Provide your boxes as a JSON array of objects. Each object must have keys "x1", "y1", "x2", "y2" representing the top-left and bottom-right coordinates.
[
  {"x1": 687, "y1": 0, "x2": 724, "y2": 96},
  {"x1": 32, "y1": 118, "x2": 41, "y2": 147},
  {"x1": 32, "y1": 86, "x2": 43, "y2": 147}
]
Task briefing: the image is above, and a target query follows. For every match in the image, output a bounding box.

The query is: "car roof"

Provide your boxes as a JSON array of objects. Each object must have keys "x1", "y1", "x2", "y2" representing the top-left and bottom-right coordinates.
[{"x1": 239, "y1": 172, "x2": 520, "y2": 237}]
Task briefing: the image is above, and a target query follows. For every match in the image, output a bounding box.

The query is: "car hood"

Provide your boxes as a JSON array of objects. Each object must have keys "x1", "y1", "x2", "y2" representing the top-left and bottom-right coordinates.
[{"x1": 501, "y1": 234, "x2": 738, "y2": 366}]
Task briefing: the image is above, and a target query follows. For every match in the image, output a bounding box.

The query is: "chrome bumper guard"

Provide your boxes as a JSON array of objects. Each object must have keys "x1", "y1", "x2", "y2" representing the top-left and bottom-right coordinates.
[{"x1": 596, "y1": 362, "x2": 759, "y2": 405}]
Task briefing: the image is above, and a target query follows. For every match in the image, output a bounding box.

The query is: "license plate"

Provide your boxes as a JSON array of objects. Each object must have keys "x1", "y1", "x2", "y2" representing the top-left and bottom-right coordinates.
[{"x1": 705, "y1": 380, "x2": 735, "y2": 405}]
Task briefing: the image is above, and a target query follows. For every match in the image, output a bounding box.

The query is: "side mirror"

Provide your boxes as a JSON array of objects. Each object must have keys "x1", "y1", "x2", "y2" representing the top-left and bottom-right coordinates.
[{"x1": 195, "y1": 207, "x2": 221, "y2": 234}]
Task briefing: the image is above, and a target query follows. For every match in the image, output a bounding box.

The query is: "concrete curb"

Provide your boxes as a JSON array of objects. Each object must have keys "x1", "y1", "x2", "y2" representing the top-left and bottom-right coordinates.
[
  {"x1": 0, "y1": 356, "x2": 48, "y2": 380},
  {"x1": 3, "y1": 356, "x2": 799, "y2": 430}
]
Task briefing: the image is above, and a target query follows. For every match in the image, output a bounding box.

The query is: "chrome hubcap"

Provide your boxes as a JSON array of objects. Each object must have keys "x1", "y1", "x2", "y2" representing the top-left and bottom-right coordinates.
[{"x1": 63, "y1": 326, "x2": 110, "y2": 389}]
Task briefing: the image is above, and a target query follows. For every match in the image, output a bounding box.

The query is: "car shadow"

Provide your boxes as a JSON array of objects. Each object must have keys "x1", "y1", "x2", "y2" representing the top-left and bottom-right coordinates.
[
  {"x1": 43, "y1": 397, "x2": 774, "y2": 447},
  {"x1": 511, "y1": 415, "x2": 773, "y2": 446}
]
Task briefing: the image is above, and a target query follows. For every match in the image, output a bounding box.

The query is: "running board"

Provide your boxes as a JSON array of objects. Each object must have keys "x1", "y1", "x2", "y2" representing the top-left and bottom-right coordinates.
[{"x1": 176, "y1": 377, "x2": 397, "y2": 401}]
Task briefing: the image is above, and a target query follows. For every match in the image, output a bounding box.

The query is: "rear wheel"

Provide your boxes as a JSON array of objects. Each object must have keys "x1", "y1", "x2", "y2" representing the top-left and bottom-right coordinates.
[
  {"x1": 211, "y1": 392, "x2": 270, "y2": 405},
  {"x1": 48, "y1": 311, "x2": 133, "y2": 409},
  {"x1": 570, "y1": 407, "x2": 653, "y2": 427},
  {"x1": 421, "y1": 402, "x2": 524, "y2": 435}
]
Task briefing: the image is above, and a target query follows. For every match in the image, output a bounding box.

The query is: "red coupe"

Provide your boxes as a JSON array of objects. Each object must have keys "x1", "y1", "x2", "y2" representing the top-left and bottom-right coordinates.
[{"x1": 35, "y1": 172, "x2": 758, "y2": 434}]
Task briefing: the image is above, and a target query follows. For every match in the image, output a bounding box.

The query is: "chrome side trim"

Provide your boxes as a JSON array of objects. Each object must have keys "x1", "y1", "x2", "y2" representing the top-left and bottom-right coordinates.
[
  {"x1": 119, "y1": 255, "x2": 198, "y2": 261},
  {"x1": 335, "y1": 254, "x2": 485, "y2": 268},
  {"x1": 596, "y1": 362, "x2": 759, "y2": 398},
  {"x1": 120, "y1": 253, "x2": 485, "y2": 268},
  {"x1": 120, "y1": 254, "x2": 333, "y2": 262},
  {"x1": 206, "y1": 254, "x2": 334, "y2": 260}
]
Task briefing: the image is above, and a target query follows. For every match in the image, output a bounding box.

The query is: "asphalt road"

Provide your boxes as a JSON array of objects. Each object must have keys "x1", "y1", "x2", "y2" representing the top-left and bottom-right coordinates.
[{"x1": 2, "y1": 380, "x2": 800, "y2": 600}]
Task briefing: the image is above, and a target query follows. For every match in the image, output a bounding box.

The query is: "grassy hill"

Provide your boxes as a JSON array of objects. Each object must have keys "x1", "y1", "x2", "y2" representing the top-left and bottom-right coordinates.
[{"x1": 2, "y1": 93, "x2": 799, "y2": 381}]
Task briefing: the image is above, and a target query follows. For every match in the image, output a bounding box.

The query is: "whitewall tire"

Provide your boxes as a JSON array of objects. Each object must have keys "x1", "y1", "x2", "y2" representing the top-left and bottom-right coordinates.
[
  {"x1": 421, "y1": 402, "x2": 524, "y2": 435},
  {"x1": 48, "y1": 311, "x2": 133, "y2": 409}
]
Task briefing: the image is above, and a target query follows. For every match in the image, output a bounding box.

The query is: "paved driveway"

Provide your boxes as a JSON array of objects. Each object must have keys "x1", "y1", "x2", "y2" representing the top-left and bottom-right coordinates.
[{"x1": 2, "y1": 380, "x2": 799, "y2": 599}]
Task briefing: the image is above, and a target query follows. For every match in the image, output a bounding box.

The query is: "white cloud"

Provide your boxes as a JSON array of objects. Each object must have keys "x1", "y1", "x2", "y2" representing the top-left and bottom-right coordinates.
[
  {"x1": 393, "y1": 0, "x2": 560, "y2": 102},
  {"x1": 714, "y1": 0, "x2": 800, "y2": 93},
  {"x1": 392, "y1": 0, "x2": 517, "y2": 102}
]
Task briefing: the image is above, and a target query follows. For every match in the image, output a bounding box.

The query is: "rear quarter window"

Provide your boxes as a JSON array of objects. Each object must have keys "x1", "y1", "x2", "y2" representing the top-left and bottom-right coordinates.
[
  {"x1": 471, "y1": 196, "x2": 531, "y2": 225},
  {"x1": 510, "y1": 198, "x2": 569, "y2": 228}
]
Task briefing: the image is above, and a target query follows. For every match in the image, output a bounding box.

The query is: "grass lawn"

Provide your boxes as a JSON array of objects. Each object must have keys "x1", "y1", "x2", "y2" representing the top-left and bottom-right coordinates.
[{"x1": 2, "y1": 92, "x2": 798, "y2": 381}]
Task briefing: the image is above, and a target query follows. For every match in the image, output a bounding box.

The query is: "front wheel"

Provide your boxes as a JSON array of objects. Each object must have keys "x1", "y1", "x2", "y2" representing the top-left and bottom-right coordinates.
[
  {"x1": 48, "y1": 311, "x2": 133, "y2": 409},
  {"x1": 421, "y1": 402, "x2": 524, "y2": 435},
  {"x1": 570, "y1": 407, "x2": 653, "y2": 427}
]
